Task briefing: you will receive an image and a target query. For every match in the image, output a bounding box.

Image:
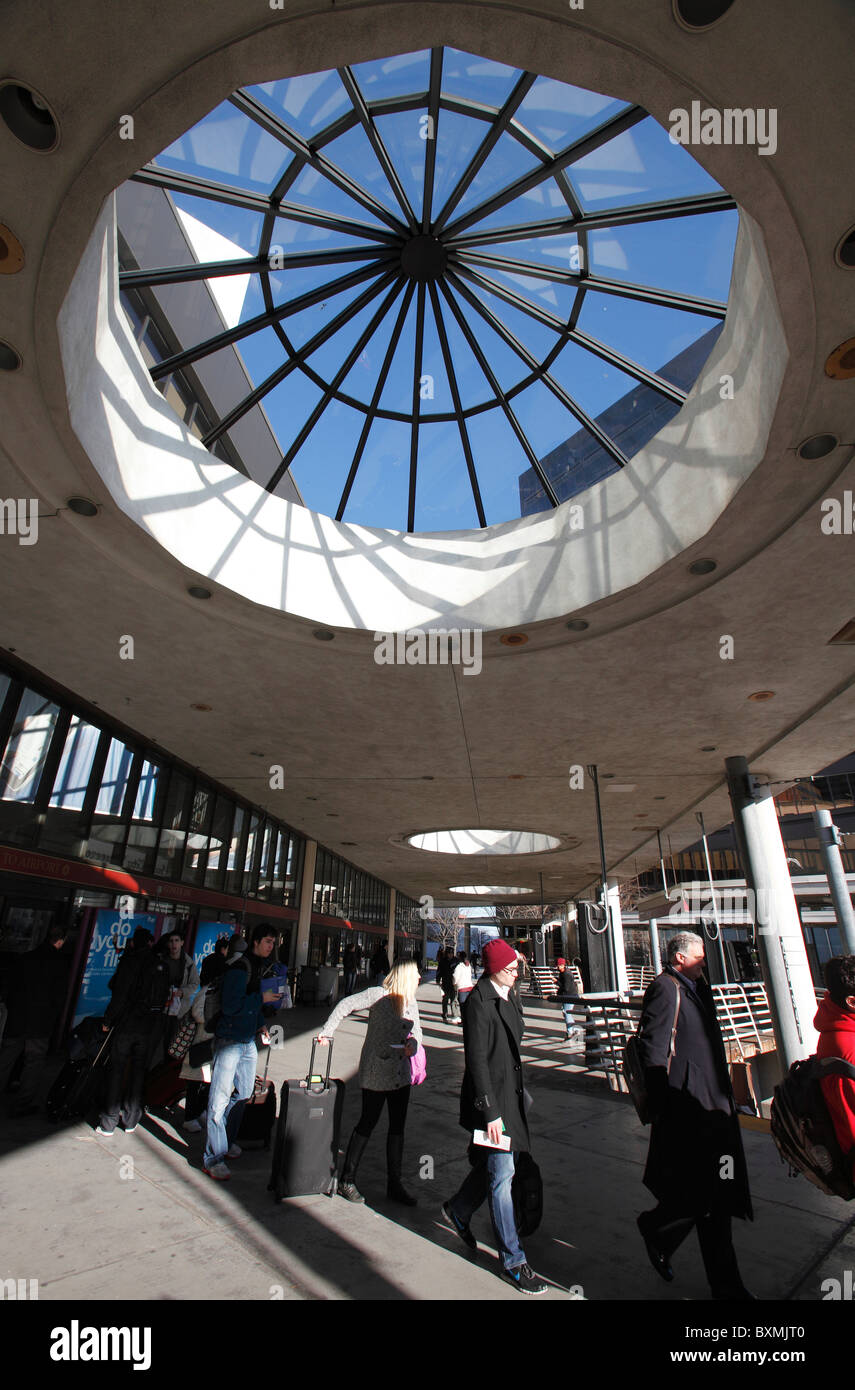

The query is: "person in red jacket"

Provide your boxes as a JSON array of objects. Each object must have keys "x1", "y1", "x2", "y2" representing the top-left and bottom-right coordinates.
[{"x1": 815, "y1": 955, "x2": 855, "y2": 1175}]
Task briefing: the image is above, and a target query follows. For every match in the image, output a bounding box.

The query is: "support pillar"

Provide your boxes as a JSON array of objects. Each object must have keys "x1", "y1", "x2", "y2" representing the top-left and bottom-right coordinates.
[
  {"x1": 813, "y1": 807, "x2": 855, "y2": 954},
  {"x1": 607, "y1": 880, "x2": 629, "y2": 994},
  {"x1": 648, "y1": 918, "x2": 662, "y2": 976},
  {"x1": 294, "y1": 839, "x2": 317, "y2": 969},
  {"x1": 387, "y1": 887, "x2": 396, "y2": 964},
  {"x1": 725, "y1": 757, "x2": 818, "y2": 1066}
]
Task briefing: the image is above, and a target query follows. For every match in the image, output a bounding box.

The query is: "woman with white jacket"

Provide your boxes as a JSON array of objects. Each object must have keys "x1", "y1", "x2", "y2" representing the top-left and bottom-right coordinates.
[{"x1": 318, "y1": 960, "x2": 422, "y2": 1207}]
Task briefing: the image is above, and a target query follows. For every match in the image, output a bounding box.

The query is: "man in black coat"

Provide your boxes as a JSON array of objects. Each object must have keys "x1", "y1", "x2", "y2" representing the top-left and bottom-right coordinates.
[
  {"x1": 0, "y1": 924, "x2": 69, "y2": 1115},
  {"x1": 96, "y1": 927, "x2": 169, "y2": 1136},
  {"x1": 441, "y1": 938, "x2": 547, "y2": 1295},
  {"x1": 636, "y1": 930, "x2": 753, "y2": 1299}
]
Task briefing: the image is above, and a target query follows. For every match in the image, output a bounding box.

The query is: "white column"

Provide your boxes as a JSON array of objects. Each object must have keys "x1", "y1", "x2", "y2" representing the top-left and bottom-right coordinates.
[
  {"x1": 607, "y1": 880, "x2": 629, "y2": 994},
  {"x1": 294, "y1": 839, "x2": 317, "y2": 969},
  {"x1": 387, "y1": 886, "x2": 396, "y2": 963}
]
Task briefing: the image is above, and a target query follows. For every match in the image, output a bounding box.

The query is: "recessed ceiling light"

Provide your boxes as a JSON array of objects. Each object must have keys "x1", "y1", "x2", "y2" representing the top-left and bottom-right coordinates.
[
  {"x1": 825, "y1": 338, "x2": 855, "y2": 380},
  {"x1": 190, "y1": 703, "x2": 212, "y2": 711},
  {"x1": 688, "y1": 558, "x2": 717, "y2": 575},
  {"x1": 66, "y1": 497, "x2": 98, "y2": 517},
  {"x1": 566, "y1": 620, "x2": 589, "y2": 632},
  {"x1": 748, "y1": 690, "x2": 776, "y2": 702},
  {"x1": 0, "y1": 83, "x2": 59, "y2": 151},
  {"x1": 0, "y1": 225, "x2": 24, "y2": 274},
  {"x1": 601, "y1": 773, "x2": 616, "y2": 779},
  {"x1": 508, "y1": 775, "x2": 526, "y2": 780},
  {"x1": 0, "y1": 341, "x2": 22, "y2": 371},
  {"x1": 653, "y1": 796, "x2": 666, "y2": 800},
  {"x1": 327, "y1": 813, "x2": 339, "y2": 818},
  {"x1": 672, "y1": 0, "x2": 735, "y2": 28},
  {"x1": 422, "y1": 776, "x2": 434, "y2": 781},
  {"x1": 187, "y1": 585, "x2": 211, "y2": 600},
  {"x1": 306, "y1": 796, "x2": 318, "y2": 801},
  {"x1": 341, "y1": 841, "x2": 357, "y2": 846},
  {"x1": 834, "y1": 227, "x2": 855, "y2": 269},
  {"x1": 701, "y1": 745, "x2": 717, "y2": 752},
  {"x1": 501, "y1": 633, "x2": 528, "y2": 646},
  {"x1": 249, "y1": 751, "x2": 265, "y2": 758},
  {"x1": 798, "y1": 434, "x2": 838, "y2": 460},
  {"x1": 313, "y1": 629, "x2": 335, "y2": 641}
]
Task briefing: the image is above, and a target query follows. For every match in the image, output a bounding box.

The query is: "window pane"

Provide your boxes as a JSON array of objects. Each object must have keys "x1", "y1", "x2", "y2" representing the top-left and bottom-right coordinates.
[
  {"x1": 0, "y1": 689, "x2": 61, "y2": 802},
  {"x1": 205, "y1": 795, "x2": 234, "y2": 886},
  {"x1": 95, "y1": 739, "x2": 135, "y2": 816},
  {"x1": 133, "y1": 760, "x2": 161, "y2": 820},
  {"x1": 49, "y1": 718, "x2": 101, "y2": 810}
]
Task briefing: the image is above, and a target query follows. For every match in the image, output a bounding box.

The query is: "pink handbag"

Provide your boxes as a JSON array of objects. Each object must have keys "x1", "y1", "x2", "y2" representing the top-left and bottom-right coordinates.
[{"x1": 409, "y1": 1044, "x2": 427, "y2": 1085}]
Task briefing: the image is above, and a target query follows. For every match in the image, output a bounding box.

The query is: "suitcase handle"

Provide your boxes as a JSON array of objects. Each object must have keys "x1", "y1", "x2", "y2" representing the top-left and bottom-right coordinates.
[{"x1": 308, "y1": 1036, "x2": 333, "y2": 1091}]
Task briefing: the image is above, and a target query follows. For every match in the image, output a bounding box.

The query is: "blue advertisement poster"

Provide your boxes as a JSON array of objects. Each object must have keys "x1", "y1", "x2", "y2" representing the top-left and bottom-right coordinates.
[
  {"x1": 73, "y1": 909, "x2": 158, "y2": 1027},
  {"x1": 193, "y1": 921, "x2": 235, "y2": 978}
]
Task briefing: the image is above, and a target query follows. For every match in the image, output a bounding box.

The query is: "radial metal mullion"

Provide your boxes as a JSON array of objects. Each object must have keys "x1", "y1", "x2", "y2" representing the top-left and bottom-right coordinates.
[
  {"x1": 447, "y1": 271, "x2": 630, "y2": 475},
  {"x1": 453, "y1": 217, "x2": 578, "y2": 249},
  {"x1": 443, "y1": 104, "x2": 646, "y2": 239},
  {"x1": 438, "y1": 281, "x2": 560, "y2": 507},
  {"x1": 121, "y1": 247, "x2": 389, "y2": 291},
  {"x1": 456, "y1": 248, "x2": 582, "y2": 286},
  {"x1": 407, "y1": 281, "x2": 428, "y2": 531},
  {"x1": 152, "y1": 261, "x2": 389, "y2": 380},
  {"x1": 422, "y1": 49, "x2": 443, "y2": 232},
  {"x1": 568, "y1": 328, "x2": 686, "y2": 403},
  {"x1": 578, "y1": 191, "x2": 737, "y2": 232},
  {"x1": 274, "y1": 199, "x2": 402, "y2": 244},
  {"x1": 205, "y1": 269, "x2": 399, "y2": 446},
  {"x1": 336, "y1": 281, "x2": 416, "y2": 520},
  {"x1": 555, "y1": 169, "x2": 584, "y2": 221},
  {"x1": 268, "y1": 278, "x2": 405, "y2": 489},
  {"x1": 451, "y1": 261, "x2": 565, "y2": 332},
  {"x1": 428, "y1": 283, "x2": 487, "y2": 527},
  {"x1": 433, "y1": 72, "x2": 537, "y2": 234},
  {"x1": 131, "y1": 165, "x2": 270, "y2": 214},
  {"x1": 338, "y1": 67, "x2": 418, "y2": 230},
  {"x1": 230, "y1": 90, "x2": 407, "y2": 234},
  {"x1": 582, "y1": 274, "x2": 726, "y2": 319}
]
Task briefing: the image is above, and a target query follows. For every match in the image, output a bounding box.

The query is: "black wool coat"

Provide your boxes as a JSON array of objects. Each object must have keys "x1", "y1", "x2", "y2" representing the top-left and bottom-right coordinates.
[
  {"x1": 637, "y1": 966, "x2": 752, "y2": 1219},
  {"x1": 459, "y1": 974, "x2": 530, "y2": 1152}
]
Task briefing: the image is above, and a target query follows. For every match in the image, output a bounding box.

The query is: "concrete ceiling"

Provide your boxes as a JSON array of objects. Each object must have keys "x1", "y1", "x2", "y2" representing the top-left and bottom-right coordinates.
[{"x1": 1, "y1": 0, "x2": 854, "y2": 909}]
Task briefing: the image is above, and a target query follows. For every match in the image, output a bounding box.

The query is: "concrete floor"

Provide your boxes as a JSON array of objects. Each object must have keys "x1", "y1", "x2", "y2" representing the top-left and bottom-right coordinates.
[{"x1": 1, "y1": 984, "x2": 853, "y2": 1304}]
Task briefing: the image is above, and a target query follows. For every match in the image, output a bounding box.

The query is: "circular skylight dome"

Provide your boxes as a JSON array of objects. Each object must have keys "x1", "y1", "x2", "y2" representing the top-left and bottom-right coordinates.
[
  {"x1": 448, "y1": 884, "x2": 535, "y2": 894},
  {"x1": 407, "y1": 829, "x2": 561, "y2": 854},
  {"x1": 121, "y1": 47, "x2": 737, "y2": 532}
]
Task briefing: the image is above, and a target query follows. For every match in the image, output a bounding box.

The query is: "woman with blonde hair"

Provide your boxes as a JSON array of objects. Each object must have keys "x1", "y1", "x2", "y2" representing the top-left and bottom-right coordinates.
[{"x1": 317, "y1": 959, "x2": 423, "y2": 1206}]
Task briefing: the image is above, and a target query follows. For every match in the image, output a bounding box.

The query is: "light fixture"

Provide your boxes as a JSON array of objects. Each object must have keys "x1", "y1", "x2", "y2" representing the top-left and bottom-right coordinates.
[
  {"x1": 66, "y1": 497, "x2": 99, "y2": 517},
  {"x1": 672, "y1": 0, "x2": 735, "y2": 28},
  {"x1": 688, "y1": 558, "x2": 717, "y2": 575},
  {"x1": 0, "y1": 82, "x2": 59, "y2": 150},
  {"x1": 501, "y1": 633, "x2": 528, "y2": 646},
  {"x1": 190, "y1": 702, "x2": 212, "y2": 711},
  {"x1": 748, "y1": 690, "x2": 776, "y2": 702},
  {"x1": 825, "y1": 338, "x2": 855, "y2": 381},
  {"x1": 798, "y1": 434, "x2": 838, "y2": 460},
  {"x1": 566, "y1": 620, "x2": 589, "y2": 632},
  {"x1": 0, "y1": 225, "x2": 24, "y2": 274},
  {"x1": 0, "y1": 341, "x2": 22, "y2": 371},
  {"x1": 835, "y1": 227, "x2": 855, "y2": 269},
  {"x1": 313, "y1": 629, "x2": 335, "y2": 641},
  {"x1": 701, "y1": 745, "x2": 717, "y2": 752},
  {"x1": 187, "y1": 584, "x2": 212, "y2": 600}
]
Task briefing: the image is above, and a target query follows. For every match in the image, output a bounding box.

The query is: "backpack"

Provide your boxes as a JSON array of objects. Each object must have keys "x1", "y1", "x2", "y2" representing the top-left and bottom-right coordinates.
[
  {"x1": 770, "y1": 1055, "x2": 855, "y2": 1200},
  {"x1": 203, "y1": 956, "x2": 250, "y2": 1032},
  {"x1": 142, "y1": 954, "x2": 172, "y2": 1013}
]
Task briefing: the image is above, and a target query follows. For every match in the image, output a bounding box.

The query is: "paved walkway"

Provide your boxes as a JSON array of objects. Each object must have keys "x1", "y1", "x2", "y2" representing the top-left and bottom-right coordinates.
[{"x1": 1, "y1": 983, "x2": 853, "y2": 1304}]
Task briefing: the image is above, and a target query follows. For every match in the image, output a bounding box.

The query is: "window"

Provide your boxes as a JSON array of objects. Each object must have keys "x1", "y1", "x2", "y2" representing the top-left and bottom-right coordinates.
[
  {"x1": 95, "y1": 738, "x2": 135, "y2": 817},
  {"x1": 49, "y1": 717, "x2": 101, "y2": 810},
  {"x1": 0, "y1": 688, "x2": 61, "y2": 802}
]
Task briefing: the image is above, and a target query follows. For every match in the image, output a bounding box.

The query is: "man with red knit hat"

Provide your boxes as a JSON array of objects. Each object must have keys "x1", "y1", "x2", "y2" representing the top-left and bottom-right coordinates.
[
  {"x1": 815, "y1": 955, "x2": 855, "y2": 1178},
  {"x1": 440, "y1": 936, "x2": 548, "y2": 1295}
]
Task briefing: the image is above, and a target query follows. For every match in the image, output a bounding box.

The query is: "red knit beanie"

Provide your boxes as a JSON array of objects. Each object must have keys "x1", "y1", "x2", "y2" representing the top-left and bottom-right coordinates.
[{"x1": 482, "y1": 938, "x2": 518, "y2": 975}]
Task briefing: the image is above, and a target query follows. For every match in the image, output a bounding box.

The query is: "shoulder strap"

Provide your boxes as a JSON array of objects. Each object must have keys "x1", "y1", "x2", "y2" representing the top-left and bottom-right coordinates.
[{"x1": 665, "y1": 977, "x2": 682, "y2": 1076}]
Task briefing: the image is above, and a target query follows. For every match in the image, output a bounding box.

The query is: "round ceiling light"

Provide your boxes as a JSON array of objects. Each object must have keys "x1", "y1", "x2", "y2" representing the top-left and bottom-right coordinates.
[
  {"x1": 825, "y1": 338, "x2": 855, "y2": 380},
  {"x1": 190, "y1": 702, "x2": 213, "y2": 711},
  {"x1": 797, "y1": 434, "x2": 838, "y2": 460},
  {"x1": 0, "y1": 82, "x2": 59, "y2": 150},
  {"x1": 566, "y1": 620, "x2": 590, "y2": 632},
  {"x1": 187, "y1": 584, "x2": 212, "y2": 600},
  {"x1": 448, "y1": 885, "x2": 535, "y2": 895},
  {"x1": 313, "y1": 629, "x2": 335, "y2": 641},
  {"x1": 748, "y1": 690, "x2": 776, "y2": 702},
  {"x1": 0, "y1": 224, "x2": 24, "y2": 274},
  {"x1": 688, "y1": 558, "x2": 717, "y2": 575},
  {"x1": 66, "y1": 497, "x2": 99, "y2": 517},
  {"x1": 0, "y1": 340, "x2": 22, "y2": 371},
  {"x1": 501, "y1": 633, "x2": 529, "y2": 647},
  {"x1": 673, "y1": 0, "x2": 736, "y2": 28},
  {"x1": 834, "y1": 227, "x2": 855, "y2": 269},
  {"x1": 406, "y1": 829, "x2": 561, "y2": 855}
]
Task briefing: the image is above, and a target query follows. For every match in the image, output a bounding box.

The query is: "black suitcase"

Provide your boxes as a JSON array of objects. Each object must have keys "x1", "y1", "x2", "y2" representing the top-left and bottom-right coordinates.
[
  {"x1": 46, "y1": 1025, "x2": 114, "y2": 1122},
  {"x1": 269, "y1": 1038, "x2": 345, "y2": 1200},
  {"x1": 237, "y1": 1047, "x2": 276, "y2": 1148}
]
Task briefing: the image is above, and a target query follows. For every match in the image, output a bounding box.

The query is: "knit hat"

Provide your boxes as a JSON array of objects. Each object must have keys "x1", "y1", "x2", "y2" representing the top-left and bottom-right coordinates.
[
  {"x1": 481, "y1": 938, "x2": 518, "y2": 975},
  {"x1": 556, "y1": 958, "x2": 566, "y2": 968}
]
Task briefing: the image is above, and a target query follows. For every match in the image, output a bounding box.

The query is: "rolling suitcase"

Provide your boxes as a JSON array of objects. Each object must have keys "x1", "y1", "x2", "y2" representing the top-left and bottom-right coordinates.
[
  {"x1": 237, "y1": 1047, "x2": 276, "y2": 1148},
  {"x1": 269, "y1": 1038, "x2": 345, "y2": 1200},
  {"x1": 145, "y1": 1056, "x2": 186, "y2": 1108},
  {"x1": 46, "y1": 1024, "x2": 114, "y2": 1122}
]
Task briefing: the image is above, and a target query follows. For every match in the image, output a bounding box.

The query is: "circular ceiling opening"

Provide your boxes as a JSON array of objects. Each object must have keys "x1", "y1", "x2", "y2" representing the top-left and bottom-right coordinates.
[
  {"x1": 448, "y1": 884, "x2": 535, "y2": 894},
  {"x1": 118, "y1": 46, "x2": 737, "y2": 534},
  {"x1": 0, "y1": 82, "x2": 59, "y2": 151},
  {"x1": 407, "y1": 829, "x2": 561, "y2": 854}
]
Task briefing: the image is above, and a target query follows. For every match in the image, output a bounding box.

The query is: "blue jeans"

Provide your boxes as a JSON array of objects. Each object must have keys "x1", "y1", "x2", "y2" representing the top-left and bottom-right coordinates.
[
  {"x1": 203, "y1": 1039, "x2": 257, "y2": 1167},
  {"x1": 449, "y1": 1146, "x2": 525, "y2": 1271}
]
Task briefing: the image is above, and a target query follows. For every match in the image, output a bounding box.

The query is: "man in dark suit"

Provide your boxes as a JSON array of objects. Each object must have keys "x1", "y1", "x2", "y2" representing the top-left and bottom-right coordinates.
[
  {"x1": 636, "y1": 930, "x2": 753, "y2": 1299},
  {"x1": 441, "y1": 938, "x2": 547, "y2": 1295}
]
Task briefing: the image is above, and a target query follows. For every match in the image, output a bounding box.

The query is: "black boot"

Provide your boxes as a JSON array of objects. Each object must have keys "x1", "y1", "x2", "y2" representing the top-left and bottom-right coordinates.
[
  {"x1": 386, "y1": 1133, "x2": 417, "y2": 1206},
  {"x1": 339, "y1": 1131, "x2": 368, "y2": 1202}
]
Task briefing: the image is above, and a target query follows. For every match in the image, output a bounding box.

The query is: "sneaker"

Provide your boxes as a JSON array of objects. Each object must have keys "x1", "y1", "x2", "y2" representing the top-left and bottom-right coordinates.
[
  {"x1": 183, "y1": 1119, "x2": 202, "y2": 1133},
  {"x1": 501, "y1": 1263, "x2": 548, "y2": 1295},
  {"x1": 123, "y1": 1124, "x2": 138, "y2": 1134},
  {"x1": 226, "y1": 1143, "x2": 242, "y2": 1159},
  {"x1": 441, "y1": 1201, "x2": 477, "y2": 1251},
  {"x1": 204, "y1": 1162, "x2": 231, "y2": 1181},
  {"x1": 95, "y1": 1124, "x2": 115, "y2": 1137}
]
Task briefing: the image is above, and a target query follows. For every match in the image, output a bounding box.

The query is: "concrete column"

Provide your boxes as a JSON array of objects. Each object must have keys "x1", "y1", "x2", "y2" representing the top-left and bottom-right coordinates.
[
  {"x1": 421, "y1": 911, "x2": 429, "y2": 971},
  {"x1": 387, "y1": 887, "x2": 396, "y2": 963},
  {"x1": 607, "y1": 880, "x2": 629, "y2": 993},
  {"x1": 725, "y1": 756, "x2": 818, "y2": 1065},
  {"x1": 648, "y1": 918, "x2": 662, "y2": 976},
  {"x1": 294, "y1": 839, "x2": 317, "y2": 969},
  {"x1": 813, "y1": 808, "x2": 855, "y2": 954}
]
